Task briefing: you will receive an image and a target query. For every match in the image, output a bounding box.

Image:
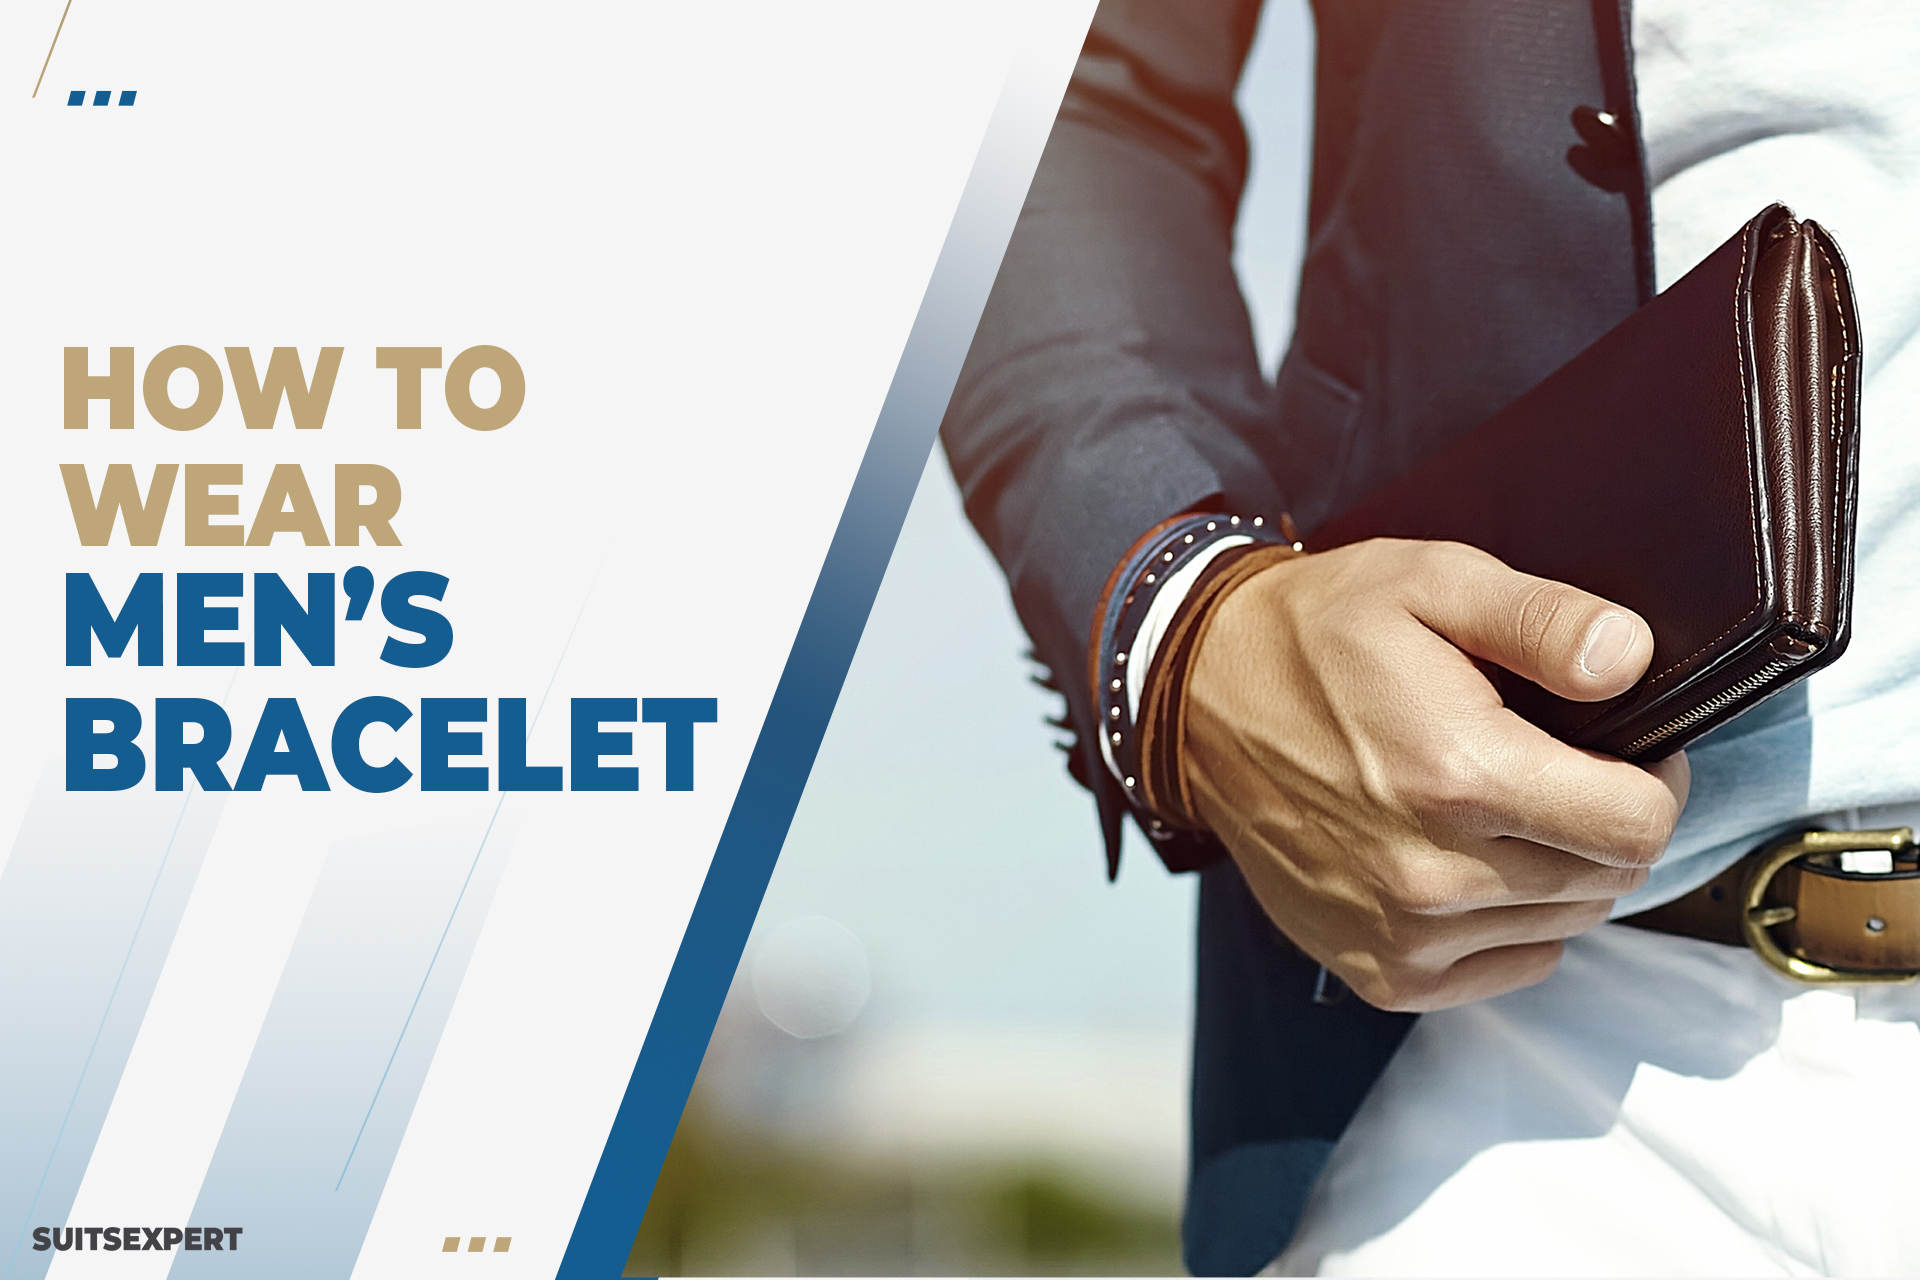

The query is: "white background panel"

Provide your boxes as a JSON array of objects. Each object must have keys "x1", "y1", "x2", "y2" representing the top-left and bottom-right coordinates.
[
  {"x1": 0, "y1": 0, "x2": 1087, "y2": 1274},
  {"x1": 52, "y1": 796, "x2": 338, "y2": 1280}
]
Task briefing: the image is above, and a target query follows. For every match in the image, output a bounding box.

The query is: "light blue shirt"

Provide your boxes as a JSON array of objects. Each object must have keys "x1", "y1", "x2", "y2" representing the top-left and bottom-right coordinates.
[{"x1": 1616, "y1": 0, "x2": 1920, "y2": 913}]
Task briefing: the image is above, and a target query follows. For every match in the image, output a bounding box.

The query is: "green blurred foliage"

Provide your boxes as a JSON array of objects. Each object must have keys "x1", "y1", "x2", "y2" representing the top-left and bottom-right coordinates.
[{"x1": 628, "y1": 1092, "x2": 1182, "y2": 1276}]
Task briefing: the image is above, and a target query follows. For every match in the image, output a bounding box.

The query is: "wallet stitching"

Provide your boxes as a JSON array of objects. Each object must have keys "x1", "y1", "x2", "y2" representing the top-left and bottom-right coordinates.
[
  {"x1": 1809, "y1": 238, "x2": 1853, "y2": 361},
  {"x1": 1811, "y1": 235, "x2": 1853, "y2": 624},
  {"x1": 1564, "y1": 227, "x2": 1770, "y2": 735}
]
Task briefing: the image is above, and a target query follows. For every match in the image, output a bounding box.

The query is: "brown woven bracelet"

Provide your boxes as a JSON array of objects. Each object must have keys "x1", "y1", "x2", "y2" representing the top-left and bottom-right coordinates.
[{"x1": 1135, "y1": 543, "x2": 1302, "y2": 829}]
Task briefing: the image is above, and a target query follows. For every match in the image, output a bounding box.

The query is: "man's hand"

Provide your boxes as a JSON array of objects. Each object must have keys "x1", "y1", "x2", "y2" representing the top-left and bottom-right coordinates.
[{"x1": 1184, "y1": 538, "x2": 1689, "y2": 1012}]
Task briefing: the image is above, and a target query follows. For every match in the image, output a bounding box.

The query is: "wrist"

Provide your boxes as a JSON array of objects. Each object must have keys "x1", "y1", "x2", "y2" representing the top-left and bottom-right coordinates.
[{"x1": 1089, "y1": 510, "x2": 1300, "y2": 854}]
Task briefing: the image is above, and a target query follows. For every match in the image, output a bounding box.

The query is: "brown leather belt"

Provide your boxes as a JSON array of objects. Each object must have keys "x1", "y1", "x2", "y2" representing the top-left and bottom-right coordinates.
[{"x1": 1620, "y1": 827, "x2": 1920, "y2": 983}]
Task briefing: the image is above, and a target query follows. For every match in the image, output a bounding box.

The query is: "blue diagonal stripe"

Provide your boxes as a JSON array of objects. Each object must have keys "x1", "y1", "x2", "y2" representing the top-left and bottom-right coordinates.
[{"x1": 556, "y1": 50, "x2": 1072, "y2": 1279}]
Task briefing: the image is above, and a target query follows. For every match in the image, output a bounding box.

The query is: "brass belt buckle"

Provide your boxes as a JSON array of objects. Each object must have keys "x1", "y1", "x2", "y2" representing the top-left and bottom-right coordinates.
[{"x1": 1742, "y1": 827, "x2": 1920, "y2": 984}]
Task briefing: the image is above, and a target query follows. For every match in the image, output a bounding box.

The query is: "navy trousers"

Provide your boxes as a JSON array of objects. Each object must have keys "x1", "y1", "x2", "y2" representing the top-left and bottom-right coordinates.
[{"x1": 1183, "y1": 862, "x2": 1417, "y2": 1275}]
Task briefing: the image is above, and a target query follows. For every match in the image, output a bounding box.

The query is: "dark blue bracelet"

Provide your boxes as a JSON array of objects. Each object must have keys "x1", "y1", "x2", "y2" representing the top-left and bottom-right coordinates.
[{"x1": 1093, "y1": 512, "x2": 1289, "y2": 846}]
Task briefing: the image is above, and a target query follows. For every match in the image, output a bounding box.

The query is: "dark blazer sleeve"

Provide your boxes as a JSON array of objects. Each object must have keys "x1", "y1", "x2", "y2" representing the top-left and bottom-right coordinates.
[{"x1": 939, "y1": 0, "x2": 1284, "y2": 871}]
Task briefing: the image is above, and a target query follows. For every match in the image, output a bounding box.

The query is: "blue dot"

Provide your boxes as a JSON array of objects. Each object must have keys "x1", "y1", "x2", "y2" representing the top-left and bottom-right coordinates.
[
  {"x1": 67, "y1": 90, "x2": 84, "y2": 106},
  {"x1": 92, "y1": 90, "x2": 110, "y2": 106},
  {"x1": 118, "y1": 90, "x2": 136, "y2": 106}
]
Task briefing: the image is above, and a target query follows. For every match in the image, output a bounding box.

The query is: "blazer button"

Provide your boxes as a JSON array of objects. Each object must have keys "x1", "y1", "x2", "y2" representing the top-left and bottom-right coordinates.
[{"x1": 1568, "y1": 104, "x2": 1637, "y2": 192}]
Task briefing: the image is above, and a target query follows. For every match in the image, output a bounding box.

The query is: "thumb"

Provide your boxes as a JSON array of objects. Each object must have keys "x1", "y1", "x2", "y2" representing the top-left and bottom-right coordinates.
[{"x1": 1400, "y1": 542, "x2": 1654, "y2": 702}]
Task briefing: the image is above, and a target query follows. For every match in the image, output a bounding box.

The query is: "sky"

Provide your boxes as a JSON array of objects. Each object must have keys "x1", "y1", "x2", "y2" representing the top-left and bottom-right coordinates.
[{"x1": 742, "y1": 0, "x2": 1314, "y2": 1046}]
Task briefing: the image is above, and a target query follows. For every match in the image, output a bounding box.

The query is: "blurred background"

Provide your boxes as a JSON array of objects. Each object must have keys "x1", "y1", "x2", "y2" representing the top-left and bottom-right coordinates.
[{"x1": 629, "y1": 4, "x2": 1312, "y2": 1273}]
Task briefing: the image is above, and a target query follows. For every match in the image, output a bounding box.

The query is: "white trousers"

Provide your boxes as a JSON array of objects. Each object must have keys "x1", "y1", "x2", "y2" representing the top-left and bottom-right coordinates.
[{"x1": 1272, "y1": 922, "x2": 1920, "y2": 1277}]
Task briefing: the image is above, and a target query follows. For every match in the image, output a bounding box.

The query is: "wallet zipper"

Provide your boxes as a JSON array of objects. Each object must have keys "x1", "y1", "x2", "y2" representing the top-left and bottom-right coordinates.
[{"x1": 1619, "y1": 652, "x2": 1801, "y2": 758}]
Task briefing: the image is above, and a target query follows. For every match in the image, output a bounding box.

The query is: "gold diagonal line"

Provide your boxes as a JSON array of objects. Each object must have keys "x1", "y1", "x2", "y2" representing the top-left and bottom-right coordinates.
[{"x1": 32, "y1": 0, "x2": 76, "y2": 99}]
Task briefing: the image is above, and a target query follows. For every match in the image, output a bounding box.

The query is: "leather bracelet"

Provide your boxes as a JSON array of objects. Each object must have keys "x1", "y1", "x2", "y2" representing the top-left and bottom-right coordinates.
[
  {"x1": 1137, "y1": 541, "x2": 1303, "y2": 829},
  {"x1": 1089, "y1": 512, "x2": 1297, "y2": 859}
]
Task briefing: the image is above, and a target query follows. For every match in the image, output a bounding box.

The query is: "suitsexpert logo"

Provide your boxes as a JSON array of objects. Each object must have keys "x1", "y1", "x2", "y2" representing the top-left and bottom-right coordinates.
[{"x1": 32, "y1": 1226, "x2": 243, "y2": 1252}]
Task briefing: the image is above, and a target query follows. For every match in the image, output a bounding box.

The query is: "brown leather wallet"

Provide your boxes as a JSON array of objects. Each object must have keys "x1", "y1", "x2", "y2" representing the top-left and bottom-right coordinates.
[
  {"x1": 1311, "y1": 205, "x2": 1862, "y2": 762},
  {"x1": 1622, "y1": 828, "x2": 1920, "y2": 983}
]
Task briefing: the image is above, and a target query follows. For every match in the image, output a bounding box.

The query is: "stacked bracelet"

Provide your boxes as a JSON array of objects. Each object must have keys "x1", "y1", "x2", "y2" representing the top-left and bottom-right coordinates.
[
  {"x1": 1135, "y1": 540, "x2": 1304, "y2": 827},
  {"x1": 1090, "y1": 511, "x2": 1299, "y2": 858}
]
